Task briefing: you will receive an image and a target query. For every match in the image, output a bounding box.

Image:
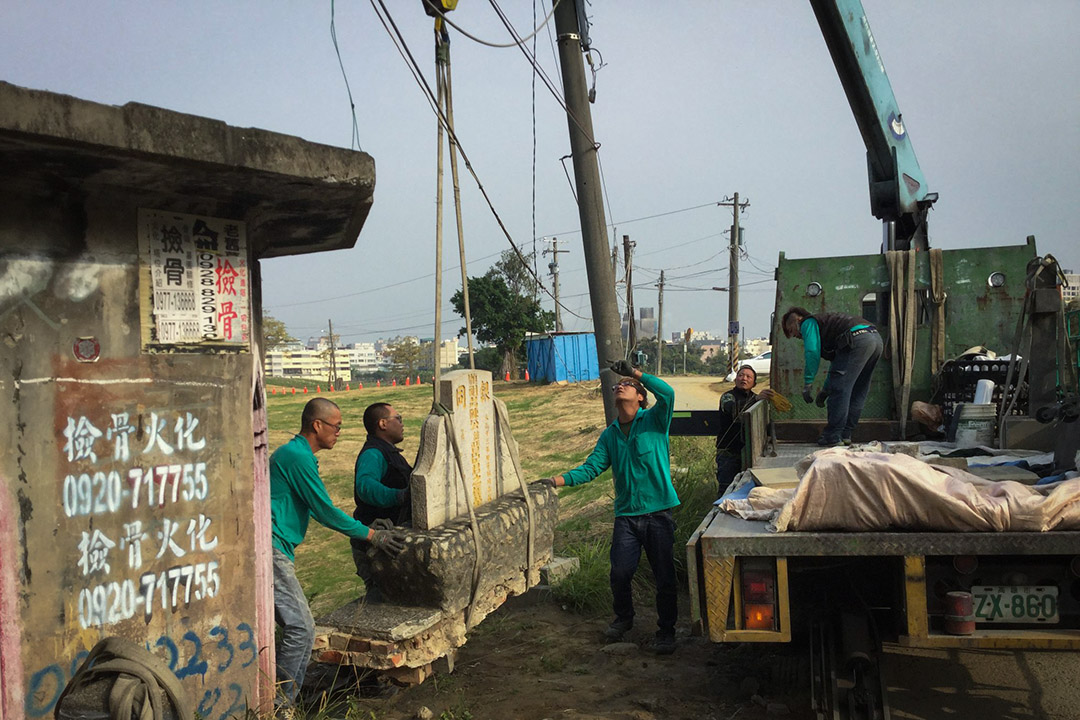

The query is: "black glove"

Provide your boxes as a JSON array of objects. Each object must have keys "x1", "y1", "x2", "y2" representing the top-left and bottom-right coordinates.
[
  {"x1": 370, "y1": 529, "x2": 406, "y2": 556},
  {"x1": 538, "y1": 477, "x2": 557, "y2": 489},
  {"x1": 610, "y1": 359, "x2": 636, "y2": 377},
  {"x1": 802, "y1": 384, "x2": 813, "y2": 404},
  {"x1": 370, "y1": 518, "x2": 395, "y2": 532},
  {"x1": 815, "y1": 389, "x2": 829, "y2": 408}
]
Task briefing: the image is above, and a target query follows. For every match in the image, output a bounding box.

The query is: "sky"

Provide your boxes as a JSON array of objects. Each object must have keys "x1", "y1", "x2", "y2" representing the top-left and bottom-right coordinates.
[{"x1": 3, "y1": 1, "x2": 1078, "y2": 348}]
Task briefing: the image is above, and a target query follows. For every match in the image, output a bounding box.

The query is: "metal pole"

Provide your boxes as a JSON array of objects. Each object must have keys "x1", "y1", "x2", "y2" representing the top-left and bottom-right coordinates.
[
  {"x1": 623, "y1": 234, "x2": 636, "y2": 351},
  {"x1": 719, "y1": 193, "x2": 750, "y2": 375},
  {"x1": 328, "y1": 318, "x2": 336, "y2": 388},
  {"x1": 656, "y1": 270, "x2": 664, "y2": 375},
  {"x1": 555, "y1": 0, "x2": 623, "y2": 423},
  {"x1": 543, "y1": 237, "x2": 568, "y2": 333}
]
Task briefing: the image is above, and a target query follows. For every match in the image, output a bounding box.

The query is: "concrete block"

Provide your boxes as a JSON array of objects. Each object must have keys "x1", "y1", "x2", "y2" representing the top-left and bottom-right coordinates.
[{"x1": 540, "y1": 556, "x2": 580, "y2": 585}]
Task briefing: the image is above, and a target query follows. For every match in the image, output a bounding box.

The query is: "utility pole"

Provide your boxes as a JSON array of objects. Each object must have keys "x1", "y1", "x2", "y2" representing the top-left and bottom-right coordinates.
[
  {"x1": 542, "y1": 237, "x2": 568, "y2": 332},
  {"x1": 622, "y1": 235, "x2": 636, "y2": 351},
  {"x1": 555, "y1": 0, "x2": 624, "y2": 423},
  {"x1": 655, "y1": 270, "x2": 665, "y2": 375},
  {"x1": 718, "y1": 193, "x2": 750, "y2": 375},
  {"x1": 327, "y1": 318, "x2": 337, "y2": 388}
]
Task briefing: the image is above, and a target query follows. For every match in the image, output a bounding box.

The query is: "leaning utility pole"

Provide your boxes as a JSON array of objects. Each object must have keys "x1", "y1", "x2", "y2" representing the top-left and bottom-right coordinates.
[
  {"x1": 718, "y1": 193, "x2": 750, "y2": 375},
  {"x1": 543, "y1": 237, "x2": 568, "y2": 332},
  {"x1": 555, "y1": 0, "x2": 624, "y2": 423},
  {"x1": 655, "y1": 270, "x2": 665, "y2": 375},
  {"x1": 622, "y1": 235, "x2": 636, "y2": 351}
]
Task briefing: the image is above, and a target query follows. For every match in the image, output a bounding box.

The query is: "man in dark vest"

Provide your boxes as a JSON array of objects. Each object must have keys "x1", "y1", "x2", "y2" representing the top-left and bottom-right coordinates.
[
  {"x1": 715, "y1": 364, "x2": 773, "y2": 496},
  {"x1": 351, "y1": 402, "x2": 412, "y2": 600},
  {"x1": 782, "y1": 306, "x2": 883, "y2": 447}
]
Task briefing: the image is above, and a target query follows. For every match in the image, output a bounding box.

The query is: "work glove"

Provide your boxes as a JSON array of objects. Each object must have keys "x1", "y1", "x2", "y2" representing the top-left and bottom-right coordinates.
[
  {"x1": 610, "y1": 359, "x2": 636, "y2": 377},
  {"x1": 815, "y1": 389, "x2": 829, "y2": 408},
  {"x1": 802, "y1": 384, "x2": 814, "y2": 405},
  {"x1": 538, "y1": 477, "x2": 557, "y2": 489},
  {"x1": 370, "y1": 518, "x2": 395, "y2": 532},
  {"x1": 370, "y1": 529, "x2": 407, "y2": 557}
]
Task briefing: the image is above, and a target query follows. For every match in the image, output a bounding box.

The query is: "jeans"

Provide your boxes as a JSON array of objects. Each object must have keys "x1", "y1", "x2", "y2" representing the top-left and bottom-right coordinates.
[
  {"x1": 273, "y1": 548, "x2": 315, "y2": 705},
  {"x1": 715, "y1": 452, "x2": 742, "y2": 498},
  {"x1": 823, "y1": 330, "x2": 884, "y2": 442},
  {"x1": 610, "y1": 510, "x2": 677, "y2": 635}
]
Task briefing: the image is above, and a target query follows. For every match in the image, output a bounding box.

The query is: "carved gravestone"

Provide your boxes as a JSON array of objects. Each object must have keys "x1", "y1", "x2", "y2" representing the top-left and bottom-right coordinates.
[{"x1": 410, "y1": 369, "x2": 525, "y2": 530}]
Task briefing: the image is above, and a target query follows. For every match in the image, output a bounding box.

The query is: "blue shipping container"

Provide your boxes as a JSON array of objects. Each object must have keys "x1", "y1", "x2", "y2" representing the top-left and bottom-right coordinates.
[{"x1": 526, "y1": 333, "x2": 599, "y2": 383}]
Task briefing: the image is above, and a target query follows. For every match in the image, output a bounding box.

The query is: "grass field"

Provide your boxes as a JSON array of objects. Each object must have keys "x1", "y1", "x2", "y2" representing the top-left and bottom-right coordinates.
[{"x1": 269, "y1": 379, "x2": 722, "y2": 619}]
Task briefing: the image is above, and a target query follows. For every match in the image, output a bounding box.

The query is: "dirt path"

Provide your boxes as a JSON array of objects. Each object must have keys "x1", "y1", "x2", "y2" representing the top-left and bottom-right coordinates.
[
  {"x1": 342, "y1": 592, "x2": 790, "y2": 720},
  {"x1": 661, "y1": 375, "x2": 729, "y2": 411}
]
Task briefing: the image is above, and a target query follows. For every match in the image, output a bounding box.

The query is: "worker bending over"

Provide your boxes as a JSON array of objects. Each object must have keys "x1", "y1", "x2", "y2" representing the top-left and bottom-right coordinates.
[
  {"x1": 542, "y1": 361, "x2": 680, "y2": 655},
  {"x1": 782, "y1": 306, "x2": 883, "y2": 447},
  {"x1": 270, "y1": 398, "x2": 405, "y2": 707}
]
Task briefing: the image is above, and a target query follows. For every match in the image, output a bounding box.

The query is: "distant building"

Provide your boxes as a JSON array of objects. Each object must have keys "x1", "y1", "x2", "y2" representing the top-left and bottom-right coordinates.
[
  {"x1": 622, "y1": 307, "x2": 657, "y2": 340},
  {"x1": 266, "y1": 347, "x2": 351, "y2": 381},
  {"x1": 743, "y1": 337, "x2": 770, "y2": 358},
  {"x1": 1063, "y1": 269, "x2": 1079, "y2": 303}
]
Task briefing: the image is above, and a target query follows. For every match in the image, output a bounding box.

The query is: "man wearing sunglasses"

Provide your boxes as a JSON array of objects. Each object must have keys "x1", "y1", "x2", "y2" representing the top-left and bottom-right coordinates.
[
  {"x1": 269, "y1": 397, "x2": 406, "y2": 707},
  {"x1": 351, "y1": 402, "x2": 412, "y2": 600},
  {"x1": 541, "y1": 360, "x2": 680, "y2": 654}
]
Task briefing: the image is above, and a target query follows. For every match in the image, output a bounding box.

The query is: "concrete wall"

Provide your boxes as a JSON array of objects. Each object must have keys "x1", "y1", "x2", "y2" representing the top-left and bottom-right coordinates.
[{"x1": 0, "y1": 82, "x2": 375, "y2": 720}]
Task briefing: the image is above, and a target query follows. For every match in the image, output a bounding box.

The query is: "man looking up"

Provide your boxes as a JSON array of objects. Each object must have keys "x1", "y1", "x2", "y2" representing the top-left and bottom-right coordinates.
[
  {"x1": 542, "y1": 361, "x2": 680, "y2": 654},
  {"x1": 270, "y1": 397, "x2": 405, "y2": 707},
  {"x1": 715, "y1": 364, "x2": 773, "y2": 496},
  {"x1": 352, "y1": 402, "x2": 412, "y2": 600}
]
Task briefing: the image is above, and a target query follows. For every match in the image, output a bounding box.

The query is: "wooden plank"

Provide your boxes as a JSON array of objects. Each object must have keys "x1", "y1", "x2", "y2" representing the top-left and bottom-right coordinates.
[{"x1": 749, "y1": 466, "x2": 800, "y2": 489}]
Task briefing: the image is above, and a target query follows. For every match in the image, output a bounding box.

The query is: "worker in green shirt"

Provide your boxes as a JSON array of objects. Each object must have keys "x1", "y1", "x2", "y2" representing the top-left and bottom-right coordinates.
[
  {"x1": 270, "y1": 398, "x2": 405, "y2": 707},
  {"x1": 782, "y1": 306, "x2": 882, "y2": 446},
  {"x1": 542, "y1": 361, "x2": 680, "y2": 655},
  {"x1": 351, "y1": 402, "x2": 412, "y2": 600}
]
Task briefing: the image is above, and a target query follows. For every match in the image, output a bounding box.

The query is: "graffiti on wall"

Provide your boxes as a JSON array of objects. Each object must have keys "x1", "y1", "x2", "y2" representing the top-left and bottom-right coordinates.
[{"x1": 22, "y1": 404, "x2": 252, "y2": 718}]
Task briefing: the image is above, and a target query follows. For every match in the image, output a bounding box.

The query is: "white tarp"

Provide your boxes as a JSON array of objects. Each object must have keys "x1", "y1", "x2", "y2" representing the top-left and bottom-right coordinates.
[{"x1": 719, "y1": 448, "x2": 1080, "y2": 533}]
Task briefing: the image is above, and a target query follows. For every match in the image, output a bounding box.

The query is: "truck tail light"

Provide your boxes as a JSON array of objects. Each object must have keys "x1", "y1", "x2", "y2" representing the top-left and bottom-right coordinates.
[{"x1": 741, "y1": 561, "x2": 777, "y2": 630}]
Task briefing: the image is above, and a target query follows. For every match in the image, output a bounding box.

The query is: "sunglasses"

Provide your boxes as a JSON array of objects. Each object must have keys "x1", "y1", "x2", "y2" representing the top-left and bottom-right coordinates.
[{"x1": 611, "y1": 380, "x2": 641, "y2": 392}]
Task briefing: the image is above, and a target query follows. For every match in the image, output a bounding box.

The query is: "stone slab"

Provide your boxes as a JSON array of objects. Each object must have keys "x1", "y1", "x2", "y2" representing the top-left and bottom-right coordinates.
[
  {"x1": 965, "y1": 465, "x2": 1040, "y2": 484},
  {"x1": 411, "y1": 370, "x2": 527, "y2": 529},
  {"x1": 541, "y1": 556, "x2": 581, "y2": 585}
]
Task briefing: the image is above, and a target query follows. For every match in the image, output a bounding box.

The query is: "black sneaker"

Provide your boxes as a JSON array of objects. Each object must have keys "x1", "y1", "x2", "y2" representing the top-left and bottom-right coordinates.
[
  {"x1": 816, "y1": 436, "x2": 843, "y2": 447},
  {"x1": 652, "y1": 631, "x2": 676, "y2": 655},
  {"x1": 603, "y1": 617, "x2": 633, "y2": 641}
]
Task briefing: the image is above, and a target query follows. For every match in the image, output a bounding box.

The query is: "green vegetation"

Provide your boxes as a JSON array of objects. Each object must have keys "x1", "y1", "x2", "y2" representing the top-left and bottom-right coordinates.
[{"x1": 268, "y1": 379, "x2": 722, "y2": 621}]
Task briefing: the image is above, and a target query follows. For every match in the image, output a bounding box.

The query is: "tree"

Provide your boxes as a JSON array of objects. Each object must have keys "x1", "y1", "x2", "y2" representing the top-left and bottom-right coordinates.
[
  {"x1": 386, "y1": 337, "x2": 422, "y2": 379},
  {"x1": 262, "y1": 314, "x2": 295, "y2": 350},
  {"x1": 451, "y1": 252, "x2": 553, "y2": 379}
]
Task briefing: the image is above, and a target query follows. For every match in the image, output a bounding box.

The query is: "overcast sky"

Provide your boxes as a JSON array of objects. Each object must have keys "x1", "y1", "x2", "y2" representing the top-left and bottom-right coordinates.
[{"x1": 4, "y1": 1, "x2": 1078, "y2": 348}]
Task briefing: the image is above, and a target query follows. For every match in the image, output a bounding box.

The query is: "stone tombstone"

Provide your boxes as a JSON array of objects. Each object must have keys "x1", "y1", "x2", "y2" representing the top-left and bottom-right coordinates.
[{"x1": 411, "y1": 369, "x2": 524, "y2": 530}]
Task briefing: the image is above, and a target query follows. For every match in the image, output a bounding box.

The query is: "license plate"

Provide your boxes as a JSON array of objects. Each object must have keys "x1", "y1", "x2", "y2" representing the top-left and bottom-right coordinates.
[{"x1": 972, "y1": 585, "x2": 1059, "y2": 624}]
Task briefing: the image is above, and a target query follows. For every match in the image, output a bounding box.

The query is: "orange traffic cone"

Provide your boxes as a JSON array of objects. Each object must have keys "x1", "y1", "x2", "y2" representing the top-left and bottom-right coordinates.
[
  {"x1": 359, "y1": 382, "x2": 364, "y2": 389},
  {"x1": 504, "y1": 371, "x2": 511, "y2": 381},
  {"x1": 392, "y1": 378, "x2": 397, "y2": 386},
  {"x1": 291, "y1": 387, "x2": 296, "y2": 395},
  {"x1": 377, "y1": 380, "x2": 381, "y2": 387},
  {"x1": 525, "y1": 369, "x2": 530, "y2": 381},
  {"x1": 405, "y1": 377, "x2": 411, "y2": 386},
  {"x1": 416, "y1": 375, "x2": 421, "y2": 385},
  {"x1": 346, "y1": 383, "x2": 350, "y2": 391},
  {"x1": 328, "y1": 385, "x2": 334, "y2": 393},
  {"x1": 303, "y1": 387, "x2": 308, "y2": 394}
]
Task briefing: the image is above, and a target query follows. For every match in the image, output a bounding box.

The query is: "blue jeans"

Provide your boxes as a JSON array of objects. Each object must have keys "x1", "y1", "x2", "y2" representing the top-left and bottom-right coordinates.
[
  {"x1": 273, "y1": 548, "x2": 315, "y2": 705},
  {"x1": 610, "y1": 510, "x2": 677, "y2": 635},
  {"x1": 715, "y1": 452, "x2": 743, "y2": 498},
  {"x1": 823, "y1": 331, "x2": 884, "y2": 442}
]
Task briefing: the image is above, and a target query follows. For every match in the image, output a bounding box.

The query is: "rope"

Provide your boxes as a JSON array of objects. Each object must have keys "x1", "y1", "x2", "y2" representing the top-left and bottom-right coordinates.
[
  {"x1": 493, "y1": 399, "x2": 537, "y2": 584},
  {"x1": 55, "y1": 637, "x2": 191, "y2": 720},
  {"x1": 886, "y1": 250, "x2": 918, "y2": 438},
  {"x1": 929, "y1": 248, "x2": 947, "y2": 376},
  {"x1": 432, "y1": 403, "x2": 484, "y2": 628}
]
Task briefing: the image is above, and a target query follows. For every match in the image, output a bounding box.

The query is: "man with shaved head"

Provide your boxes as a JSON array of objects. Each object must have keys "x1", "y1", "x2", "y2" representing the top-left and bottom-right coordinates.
[{"x1": 270, "y1": 397, "x2": 405, "y2": 708}]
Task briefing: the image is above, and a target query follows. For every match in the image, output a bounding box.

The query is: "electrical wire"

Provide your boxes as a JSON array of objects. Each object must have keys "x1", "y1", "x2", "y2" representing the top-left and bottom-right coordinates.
[
  {"x1": 330, "y1": 0, "x2": 362, "y2": 151},
  {"x1": 420, "y1": 0, "x2": 561, "y2": 49}
]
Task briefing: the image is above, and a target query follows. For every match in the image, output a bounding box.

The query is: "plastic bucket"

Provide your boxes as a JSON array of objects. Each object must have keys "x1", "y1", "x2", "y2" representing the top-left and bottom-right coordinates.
[{"x1": 955, "y1": 403, "x2": 996, "y2": 448}]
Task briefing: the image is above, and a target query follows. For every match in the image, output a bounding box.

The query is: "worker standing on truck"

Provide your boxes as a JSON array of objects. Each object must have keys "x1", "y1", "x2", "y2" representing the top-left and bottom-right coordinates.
[
  {"x1": 781, "y1": 306, "x2": 883, "y2": 446},
  {"x1": 541, "y1": 361, "x2": 680, "y2": 655},
  {"x1": 715, "y1": 364, "x2": 774, "y2": 496},
  {"x1": 270, "y1": 398, "x2": 406, "y2": 707},
  {"x1": 351, "y1": 402, "x2": 412, "y2": 601}
]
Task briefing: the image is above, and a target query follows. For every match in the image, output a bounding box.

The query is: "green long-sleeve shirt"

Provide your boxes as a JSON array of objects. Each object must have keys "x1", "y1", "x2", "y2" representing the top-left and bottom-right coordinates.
[
  {"x1": 800, "y1": 317, "x2": 822, "y2": 386},
  {"x1": 270, "y1": 434, "x2": 371, "y2": 561},
  {"x1": 354, "y1": 448, "x2": 404, "y2": 507},
  {"x1": 562, "y1": 373, "x2": 680, "y2": 517}
]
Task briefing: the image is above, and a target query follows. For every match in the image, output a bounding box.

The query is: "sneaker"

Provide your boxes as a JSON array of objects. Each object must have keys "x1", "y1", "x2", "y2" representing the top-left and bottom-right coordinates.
[
  {"x1": 603, "y1": 617, "x2": 633, "y2": 641},
  {"x1": 816, "y1": 436, "x2": 843, "y2": 447},
  {"x1": 652, "y1": 631, "x2": 676, "y2": 655},
  {"x1": 841, "y1": 437, "x2": 853, "y2": 446}
]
